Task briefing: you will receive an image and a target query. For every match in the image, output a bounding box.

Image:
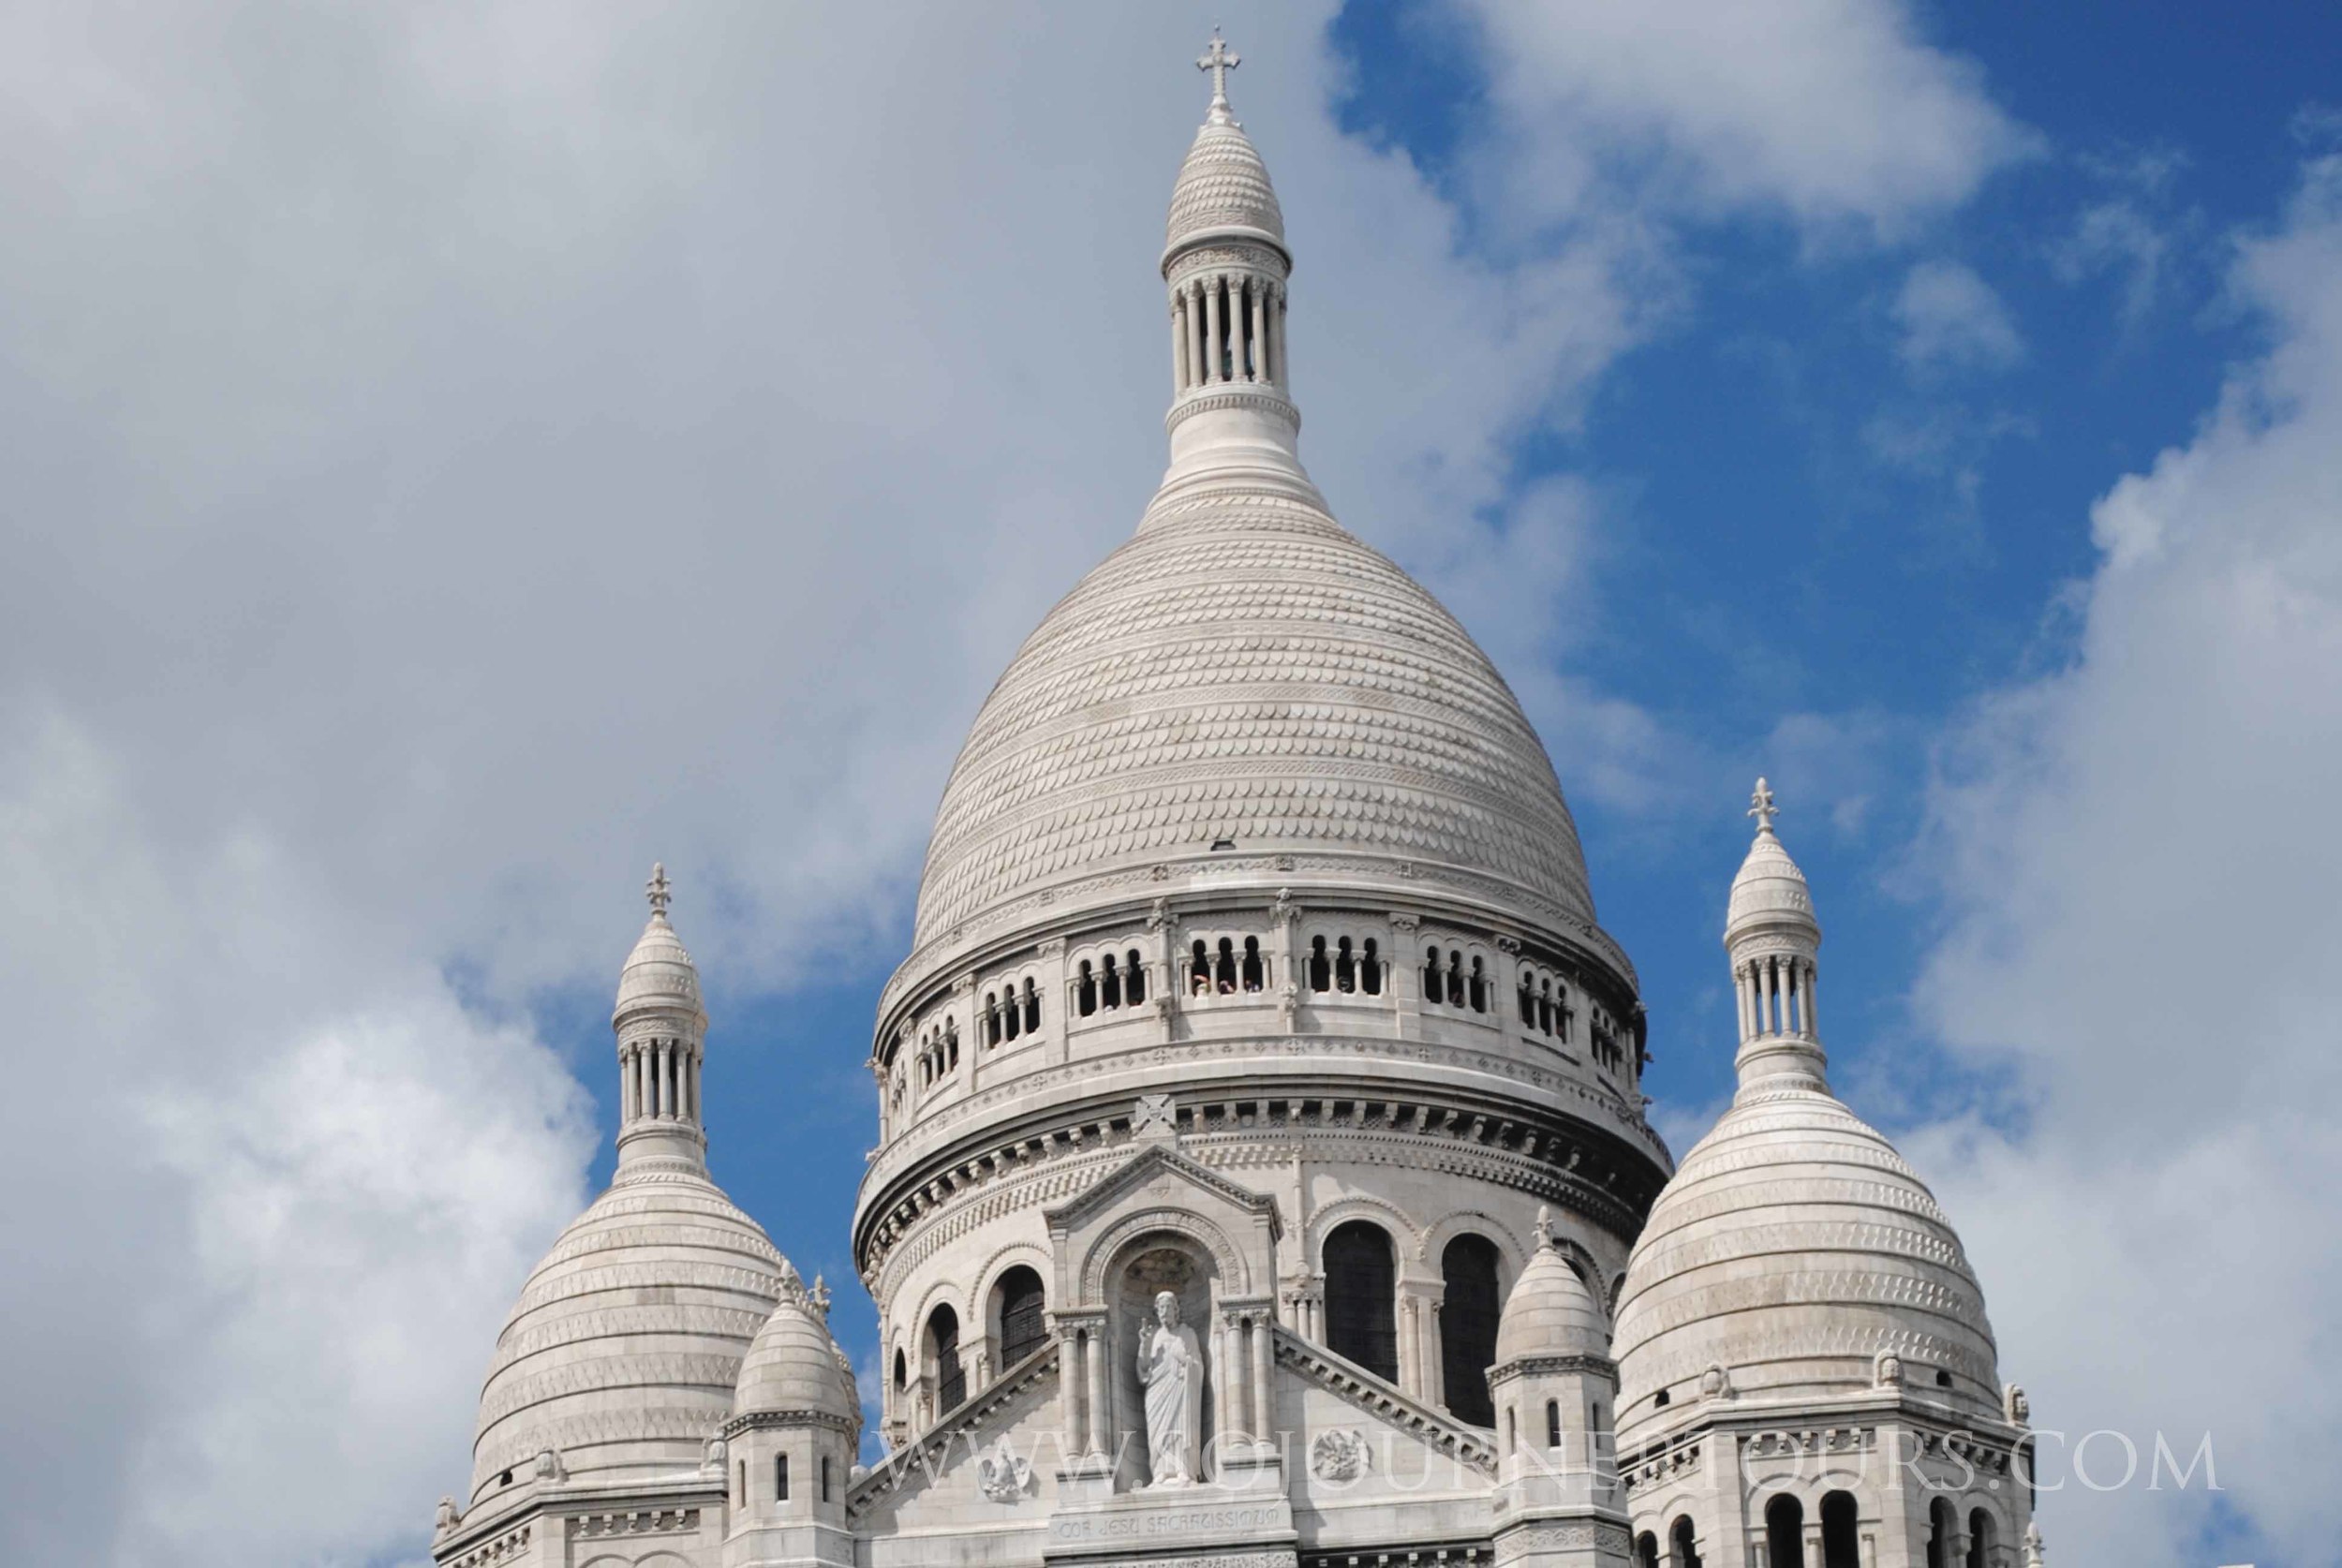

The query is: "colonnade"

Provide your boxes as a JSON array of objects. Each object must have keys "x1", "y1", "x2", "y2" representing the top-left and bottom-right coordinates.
[
  {"x1": 1171, "y1": 271, "x2": 1286, "y2": 394},
  {"x1": 1736, "y1": 953, "x2": 1819, "y2": 1043},
  {"x1": 618, "y1": 1036, "x2": 700, "y2": 1126}
]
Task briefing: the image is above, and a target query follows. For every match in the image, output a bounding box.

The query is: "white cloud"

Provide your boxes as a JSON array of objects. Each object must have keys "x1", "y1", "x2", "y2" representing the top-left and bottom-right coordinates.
[
  {"x1": 1894, "y1": 259, "x2": 2024, "y2": 371},
  {"x1": 1463, "y1": 0, "x2": 2036, "y2": 243},
  {"x1": 1910, "y1": 153, "x2": 2342, "y2": 1566},
  {"x1": 0, "y1": 2, "x2": 2027, "y2": 1562}
]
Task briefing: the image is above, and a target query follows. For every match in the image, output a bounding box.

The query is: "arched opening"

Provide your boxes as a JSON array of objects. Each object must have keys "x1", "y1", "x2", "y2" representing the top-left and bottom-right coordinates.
[
  {"x1": 985, "y1": 992, "x2": 1001, "y2": 1045},
  {"x1": 1110, "y1": 1241, "x2": 1220, "y2": 1483},
  {"x1": 1076, "y1": 961, "x2": 1097, "y2": 1016},
  {"x1": 993, "y1": 1265, "x2": 1047, "y2": 1371},
  {"x1": 1438, "y1": 1233, "x2": 1501, "y2": 1427},
  {"x1": 1021, "y1": 977, "x2": 1040, "y2": 1032},
  {"x1": 1361, "y1": 938, "x2": 1383, "y2": 994},
  {"x1": 1310, "y1": 936, "x2": 1330, "y2": 992},
  {"x1": 1925, "y1": 1499, "x2": 1957, "y2": 1568},
  {"x1": 1446, "y1": 950, "x2": 1464, "y2": 1005},
  {"x1": 1334, "y1": 936, "x2": 1356, "y2": 992},
  {"x1": 1820, "y1": 1491, "x2": 1859, "y2": 1568},
  {"x1": 1669, "y1": 1515, "x2": 1702, "y2": 1568},
  {"x1": 1216, "y1": 938, "x2": 1238, "y2": 993},
  {"x1": 1422, "y1": 945, "x2": 1440, "y2": 1001},
  {"x1": 1637, "y1": 1531, "x2": 1661, "y2": 1568},
  {"x1": 1124, "y1": 949, "x2": 1147, "y2": 1006},
  {"x1": 926, "y1": 1303, "x2": 964, "y2": 1413},
  {"x1": 1101, "y1": 953, "x2": 1121, "y2": 1009},
  {"x1": 1964, "y1": 1510, "x2": 1995, "y2": 1568},
  {"x1": 1468, "y1": 955, "x2": 1488, "y2": 1012},
  {"x1": 1323, "y1": 1220, "x2": 1398, "y2": 1382},
  {"x1": 893, "y1": 1347, "x2": 908, "y2": 1391},
  {"x1": 1003, "y1": 988, "x2": 1022, "y2": 1042},
  {"x1": 1519, "y1": 972, "x2": 1536, "y2": 1027},
  {"x1": 1241, "y1": 936, "x2": 1265, "y2": 991},
  {"x1": 1765, "y1": 1494, "x2": 1805, "y2": 1568},
  {"x1": 776, "y1": 1451, "x2": 790, "y2": 1501},
  {"x1": 1545, "y1": 1398, "x2": 1562, "y2": 1448}
]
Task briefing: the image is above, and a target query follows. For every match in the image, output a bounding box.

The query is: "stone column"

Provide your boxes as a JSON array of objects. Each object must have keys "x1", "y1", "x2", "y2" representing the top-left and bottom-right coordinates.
[
  {"x1": 1803, "y1": 961, "x2": 1820, "y2": 1038},
  {"x1": 1204, "y1": 277, "x2": 1223, "y2": 384},
  {"x1": 1171, "y1": 295, "x2": 1188, "y2": 394},
  {"x1": 1255, "y1": 283, "x2": 1274, "y2": 383},
  {"x1": 1762, "y1": 959, "x2": 1779, "y2": 1038},
  {"x1": 1085, "y1": 1324, "x2": 1109, "y2": 1457},
  {"x1": 1211, "y1": 1316, "x2": 1230, "y2": 1446},
  {"x1": 1390, "y1": 914, "x2": 1423, "y2": 1038},
  {"x1": 1250, "y1": 1309, "x2": 1273, "y2": 1444},
  {"x1": 1186, "y1": 279, "x2": 1206, "y2": 389},
  {"x1": 1396, "y1": 1298, "x2": 1419, "y2": 1398},
  {"x1": 1272, "y1": 287, "x2": 1289, "y2": 393},
  {"x1": 1427, "y1": 1299, "x2": 1445, "y2": 1407}
]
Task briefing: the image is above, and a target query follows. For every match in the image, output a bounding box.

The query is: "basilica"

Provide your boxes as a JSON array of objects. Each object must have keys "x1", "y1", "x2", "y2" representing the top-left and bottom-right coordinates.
[{"x1": 431, "y1": 38, "x2": 2043, "y2": 1568}]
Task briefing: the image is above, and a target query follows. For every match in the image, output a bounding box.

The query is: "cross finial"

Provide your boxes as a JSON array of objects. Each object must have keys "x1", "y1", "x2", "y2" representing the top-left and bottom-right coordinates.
[
  {"x1": 1748, "y1": 777, "x2": 1779, "y2": 836},
  {"x1": 1197, "y1": 27, "x2": 1239, "y2": 108},
  {"x1": 646, "y1": 862, "x2": 673, "y2": 917},
  {"x1": 1534, "y1": 1204, "x2": 1553, "y2": 1250}
]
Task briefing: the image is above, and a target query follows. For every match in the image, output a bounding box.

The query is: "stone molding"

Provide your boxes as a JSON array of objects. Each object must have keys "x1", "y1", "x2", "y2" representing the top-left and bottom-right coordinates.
[
  {"x1": 1275, "y1": 1327, "x2": 1498, "y2": 1476},
  {"x1": 720, "y1": 1407, "x2": 858, "y2": 1439},
  {"x1": 847, "y1": 1346, "x2": 1059, "y2": 1521}
]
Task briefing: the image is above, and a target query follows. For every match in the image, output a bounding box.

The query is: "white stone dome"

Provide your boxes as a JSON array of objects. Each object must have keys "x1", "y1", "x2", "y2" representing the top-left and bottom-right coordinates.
[
  {"x1": 911, "y1": 486, "x2": 1596, "y2": 946},
  {"x1": 1725, "y1": 822, "x2": 1818, "y2": 943},
  {"x1": 1494, "y1": 1236, "x2": 1610, "y2": 1363},
  {"x1": 613, "y1": 905, "x2": 704, "y2": 1023},
  {"x1": 468, "y1": 1164, "x2": 786, "y2": 1503},
  {"x1": 1165, "y1": 109, "x2": 1283, "y2": 257},
  {"x1": 1611, "y1": 1081, "x2": 2000, "y2": 1441},
  {"x1": 733, "y1": 1273, "x2": 861, "y2": 1426}
]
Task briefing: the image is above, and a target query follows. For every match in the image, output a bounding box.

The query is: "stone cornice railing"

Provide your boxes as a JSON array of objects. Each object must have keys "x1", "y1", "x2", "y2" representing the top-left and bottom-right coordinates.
[{"x1": 1274, "y1": 1327, "x2": 1498, "y2": 1478}]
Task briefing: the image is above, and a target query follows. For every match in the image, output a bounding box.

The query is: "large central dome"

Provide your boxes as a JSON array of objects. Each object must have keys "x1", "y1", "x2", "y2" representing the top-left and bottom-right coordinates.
[{"x1": 912, "y1": 486, "x2": 1596, "y2": 945}]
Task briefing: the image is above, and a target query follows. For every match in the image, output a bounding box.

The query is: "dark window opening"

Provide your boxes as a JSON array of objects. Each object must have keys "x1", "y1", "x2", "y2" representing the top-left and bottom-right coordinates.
[
  {"x1": 1670, "y1": 1516, "x2": 1702, "y2": 1568},
  {"x1": 929, "y1": 1304, "x2": 964, "y2": 1413},
  {"x1": 1077, "y1": 960, "x2": 1096, "y2": 1016},
  {"x1": 1241, "y1": 936, "x2": 1265, "y2": 991},
  {"x1": 1323, "y1": 1220, "x2": 1399, "y2": 1383},
  {"x1": 1653, "y1": 1387, "x2": 1671, "y2": 1408},
  {"x1": 777, "y1": 1451, "x2": 790, "y2": 1501},
  {"x1": 1101, "y1": 953, "x2": 1122, "y2": 1010},
  {"x1": 1309, "y1": 935, "x2": 1330, "y2": 992},
  {"x1": 821, "y1": 1455, "x2": 832, "y2": 1502},
  {"x1": 1022, "y1": 978, "x2": 1040, "y2": 1033},
  {"x1": 1638, "y1": 1533, "x2": 1661, "y2": 1568},
  {"x1": 1545, "y1": 1398, "x2": 1562, "y2": 1448},
  {"x1": 1964, "y1": 1509, "x2": 1995, "y2": 1568},
  {"x1": 1361, "y1": 938, "x2": 1383, "y2": 994},
  {"x1": 1766, "y1": 1494, "x2": 1805, "y2": 1568},
  {"x1": 996, "y1": 1265, "x2": 1047, "y2": 1370},
  {"x1": 1821, "y1": 1491, "x2": 1859, "y2": 1568},
  {"x1": 1124, "y1": 949, "x2": 1147, "y2": 1005},
  {"x1": 1439, "y1": 1233, "x2": 1501, "y2": 1427}
]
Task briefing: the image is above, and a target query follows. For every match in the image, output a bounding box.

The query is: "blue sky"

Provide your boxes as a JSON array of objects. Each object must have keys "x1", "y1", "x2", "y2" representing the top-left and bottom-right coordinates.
[{"x1": 4, "y1": 5, "x2": 2339, "y2": 1566}]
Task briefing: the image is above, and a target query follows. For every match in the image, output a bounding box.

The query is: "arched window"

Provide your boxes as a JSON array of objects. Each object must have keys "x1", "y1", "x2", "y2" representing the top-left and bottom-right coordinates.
[
  {"x1": 1765, "y1": 1494, "x2": 1805, "y2": 1568},
  {"x1": 1925, "y1": 1499, "x2": 1957, "y2": 1568},
  {"x1": 1446, "y1": 950, "x2": 1465, "y2": 1006},
  {"x1": 1468, "y1": 955, "x2": 1488, "y2": 1013},
  {"x1": 1334, "y1": 936, "x2": 1356, "y2": 992},
  {"x1": 1101, "y1": 953, "x2": 1121, "y2": 1009},
  {"x1": 1422, "y1": 945, "x2": 1440, "y2": 1001},
  {"x1": 928, "y1": 1303, "x2": 964, "y2": 1413},
  {"x1": 1545, "y1": 1398, "x2": 1562, "y2": 1448},
  {"x1": 894, "y1": 1348, "x2": 908, "y2": 1391},
  {"x1": 1004, "y1": 988, "x2": 1021, "y2": 1042},
  {"x1": 1538, "y1": 979, "x2": 1554, "y2": 1035},
  {"x1": 1669, "y1": 1516, "x2": 1702, "y2": 1568},
  {"x1": 1821, "y1": 1491, "x2": 1859, "y2": 1568},
  {"x1": 1241, "y1": 936, "x2": 1265, "y2": 991},
  {"x1": 1361, "y1": 938, "x2": 1383, "y2": 994},
  {"x1": 1519, "y1": 972, "x2": 1536, "y2": 1027},
  {"x1": 1323, "y1": 1220, "x2": 1398, "y2": 1382},
  {"x1": 1310, "y1": 936, "x2": 1330, "y2": 992},
  {"x1": 735, "y1": 1458, "x2": 745, "y2": 1506},
  {"x1": 1637, "y1": 1532, "x2": 1661, "y2": 1568},
  {"x1": 821, "y1": 1454, "x2": 832, "y2": 1501},
  {"x1": 1192, "y1": 939, "x2": 1210, "y2": 995},
  {"x1": 1439, "y1": 1233, "x2": 1502, "y2": 1427},
  {"x1": 776, "y1": 1451, "x2": 790, "y2": 1501},
  {"x1": 1022, "y1": 977, "x2": 1040, "y2": 1032},
  {"x1": 1077, "y1": 961, "x2": 1097, "y2": 1016},
  {"x1": 994, "y1": 1265, "x2": 1047, "y2": 1370},
  {"x1": 1124, "y1": 949, "x2": 1147, "y2": 1006},
  {"x1": 1964, "y1": 1509, "x2": 1995, "y2": 1568},
  {"x1": 1216, "y1": 938, "x2": 1238, "y2": 993},
  {"x1": 985, "y1": 992, "x2": 1002, "y2": 1045}
]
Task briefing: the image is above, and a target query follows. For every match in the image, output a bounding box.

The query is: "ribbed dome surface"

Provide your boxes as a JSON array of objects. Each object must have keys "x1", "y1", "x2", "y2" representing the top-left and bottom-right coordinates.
[
  {"x1": 1726, "y1": 828, "x2": 1818, "y2": 939},
  {"x1": 614, "y1": 911, "x2": 703, "y2": 1019},
  {"x1": 1611, "y1": 1083, "x2": 1998, "y2": 1441},
  {"x1": 1495, "y1": 1243, "x2": 1610, "y2": 1363},
  {"x1": 734, "y1": 1279, "x2": 861, "y2": 1423},
  {"x1": 1166, "y1": 114, "x2": 1284, "y2": 252},
  {"x1": 912, "y1": 484, "x2": 1594, "y2": 944},
  {"x1": 469, "y1": 1166, "x2": 786, "y2": 1502}
]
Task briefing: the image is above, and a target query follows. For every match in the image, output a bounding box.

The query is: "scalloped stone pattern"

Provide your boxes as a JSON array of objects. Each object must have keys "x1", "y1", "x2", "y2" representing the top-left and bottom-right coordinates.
[
  {"x1": 912, "y1": 485, "x2": 1594, "y2": 946},
  {"x1": 1165, "y1": 116, "x2": 1284, "y2": 248},
  {"x1": 468, "y1": 1166, "x2": 786, "y2": 1502},
  {"x1": 1609, "y1": 1086, "x2": 2000, "y2": 1440}
]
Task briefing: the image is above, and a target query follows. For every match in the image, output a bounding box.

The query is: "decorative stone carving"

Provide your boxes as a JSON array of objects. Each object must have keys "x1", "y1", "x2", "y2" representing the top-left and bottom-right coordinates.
[
  {"x1": 531, "y1": 1448, "x2": 565, "y2": 1483},
  {"x1": 2005, "y1": 1382, "x2": 2030, "y2": 1425},
  {"x1": 1699, "y1": 1363, "x2": 1733, "y2": 1400},
  {"x1": 2024, "y1": 1521, "x2": 2047, "y2": 1566},
  {"x1": 1875, "y1": 1349, "x2": 1905, "y2": 1387},
  {"x1": 1309, "y1": 1427, "x2": 1371, "y2": 1482},
  {"x1": 435, "y1": 1496, "x2": 458, "y2": 1534},
  {"x1": 1134, "y1": 1093, "x2": 1178, "y2": 1139},
  {"x1": 700, "y1": 1436, "x2": 725, "y2": 1476},
  {"x1": 976, "y1": 1437, "x2": 1031, "y2": 1501}
]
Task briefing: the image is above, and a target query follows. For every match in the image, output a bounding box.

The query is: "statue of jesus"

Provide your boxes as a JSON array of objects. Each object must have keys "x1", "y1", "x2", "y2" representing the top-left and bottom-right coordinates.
[{"x1": 1134, "y1": 1290, "x2": 1205, "y2": 1487}]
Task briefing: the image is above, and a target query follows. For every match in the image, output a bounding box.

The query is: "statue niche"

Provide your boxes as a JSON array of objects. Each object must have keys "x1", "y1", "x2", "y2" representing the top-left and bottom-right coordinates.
[{"x1": 1112, "y1": 1243, "x2": 1217, "y2": 1487}]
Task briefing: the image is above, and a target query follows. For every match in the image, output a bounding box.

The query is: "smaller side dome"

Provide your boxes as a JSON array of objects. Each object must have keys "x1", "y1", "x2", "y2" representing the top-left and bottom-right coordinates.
[
  {"x1": 1494, "y1": 1211, "x2": 1610, "y2": 1363},
  {"x1": 734, "y1": 1266, "x2": 860, "y2": 1426},
  {"x1": 615, "y1": 863, "x2": 704, "y2": 1022}
]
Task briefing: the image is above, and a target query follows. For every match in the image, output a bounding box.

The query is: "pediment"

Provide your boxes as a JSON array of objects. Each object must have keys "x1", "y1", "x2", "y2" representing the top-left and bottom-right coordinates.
[{"x1": 1042, "y1": 1142, "x2": 1278, "y2": 1235}]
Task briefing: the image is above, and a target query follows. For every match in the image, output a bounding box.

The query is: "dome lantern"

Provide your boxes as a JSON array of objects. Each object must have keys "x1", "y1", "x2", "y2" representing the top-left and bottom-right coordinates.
[
  {"x1": 1725, "y1": 779, "x2": 1827, "y2": 1099},
  {"x1": 614, "y1": 862, "x2": 711, "y2": 1172}
]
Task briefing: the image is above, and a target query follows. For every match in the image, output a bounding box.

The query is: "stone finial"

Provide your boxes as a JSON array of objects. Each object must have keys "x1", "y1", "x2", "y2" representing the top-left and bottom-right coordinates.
[
  {"x1": 435, "y1": 1497, "x2": 457, "y2": 1533},
  {"x1": 1748, "y1": 777, "x2": 1779, "y2": 836},
  {"x1": 646, "y1": 861, "x2": 673, "y2": 917},
  {"x1": 2023, "y1": 1521, "x2": 2046, "y2": 1566},
  {"x1": 2004, "y1": 1382, "x2": 2030, "y2": 1425},
  {"x1": 811, "y1": 1274, "x2": 833, "y2": 1320},
  {"x1": 1197, "y1": 26, "x2": 1240, "y2": 119},
  {"x1": 1532, "y1": 1204, "x2": 1554, "y2": 1251}
]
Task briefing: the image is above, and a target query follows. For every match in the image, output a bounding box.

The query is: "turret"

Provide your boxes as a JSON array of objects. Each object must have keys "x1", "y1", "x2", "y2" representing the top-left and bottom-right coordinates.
[
  {"x1": 723, "y1": 1266, "x2": 862, "y2": 1568},
  {"x1": 615, "y1": 863, "x2": 711, "y2": 1171},
  {"x1": 1726, "y1": 778, "x2": 1827, "y2": 1098}
]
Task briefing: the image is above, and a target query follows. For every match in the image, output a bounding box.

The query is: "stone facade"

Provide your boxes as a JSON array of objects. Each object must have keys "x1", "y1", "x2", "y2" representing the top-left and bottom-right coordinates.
[{"x1": 429, "y1": 38, "x2": 2040, "y2": 1568}]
